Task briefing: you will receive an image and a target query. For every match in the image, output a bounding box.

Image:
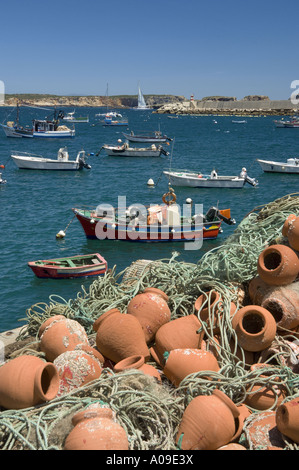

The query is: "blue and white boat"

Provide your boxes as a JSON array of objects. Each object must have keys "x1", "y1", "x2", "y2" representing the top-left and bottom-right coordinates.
[{"x1": 1, "y1": 105, "x2": 75, "y2": 138}]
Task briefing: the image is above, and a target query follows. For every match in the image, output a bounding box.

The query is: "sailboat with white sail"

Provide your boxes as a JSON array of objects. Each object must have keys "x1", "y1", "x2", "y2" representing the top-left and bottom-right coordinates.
[{"x1": 133, "y1": 85, "x2": 153, "y2": 110}]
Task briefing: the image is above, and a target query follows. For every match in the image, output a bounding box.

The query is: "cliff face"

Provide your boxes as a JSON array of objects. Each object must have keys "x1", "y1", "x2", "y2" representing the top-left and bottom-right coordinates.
[{"x1": 2, "y1": 94, "x2": 185, "y2": 109}]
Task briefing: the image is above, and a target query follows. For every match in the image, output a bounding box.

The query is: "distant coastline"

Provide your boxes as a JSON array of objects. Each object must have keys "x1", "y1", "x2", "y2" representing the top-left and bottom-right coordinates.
[{"x1": 1, "y1": 93, "x2": 298, "y2": 116}]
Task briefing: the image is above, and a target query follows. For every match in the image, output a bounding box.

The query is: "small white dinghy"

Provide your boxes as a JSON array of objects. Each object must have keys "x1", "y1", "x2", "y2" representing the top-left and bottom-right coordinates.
[
  {"x1": 256, "y1": 157, "x2": 299, "y2": 173},
  {"x1": 163, "y1": 167, "x2": 258, "y2": 189},
  {"x1": 11, "y1": 147, "x2": 91, "y2": 170}
]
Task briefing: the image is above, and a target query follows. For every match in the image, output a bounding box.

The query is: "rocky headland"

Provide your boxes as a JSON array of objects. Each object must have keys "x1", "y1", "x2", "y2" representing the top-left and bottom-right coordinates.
[
  {"x1": 1, "y1": 94, "x2": 297, "y2": 116},
  {"x1": 1, "y1": 94, "x2": 185, "y2": 109}
]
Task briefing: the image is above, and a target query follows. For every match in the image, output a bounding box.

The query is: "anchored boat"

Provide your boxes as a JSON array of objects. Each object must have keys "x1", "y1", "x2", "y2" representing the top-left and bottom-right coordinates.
[
  {"x1": 1, "y1": 104, "x2": 75, "y2": 138},
  {"x1": 122, "y1": 130, "x2": 172, "y2": 143},
  {"x1": 100, "y1": 141, "x2": 169, "y2": 158},
  {"x1": 256, "y1": 157, "x2": 299, "y2": 173},
  {"x1": 28, "y1": 253, "x2": 107, "y2": 278},
  {"x1": 11, "y1": 147, "x2": 91, "y2": 170},
  {"x1": 72, "y1": 189, "x2": 235, "y2": 243},
  {"x1": 163, "y1": 168, "x2": 258, "y2": 188}
]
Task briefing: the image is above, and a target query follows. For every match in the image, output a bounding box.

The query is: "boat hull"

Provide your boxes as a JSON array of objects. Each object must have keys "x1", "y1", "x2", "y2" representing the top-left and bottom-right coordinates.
[
  {"x1": 73, "y1": 209, "x2": 221, "y2": 242},
  {"x1": 11, "y1": 155, "x2": 81, "y2": 170},
  {"x1": 28, "y1": 253, "x2": 107, "y2": 278},
  {"x1": 257, "y1": 159, "x2": 299, "y2": 173},
  {"x1": 1, "y1": 124, "x2": 33, "y2": 138},
  {"x1": 33, "y1": 130, "x2": 75, "y2": 138},
  {"x1": 104, "y1": 147, "x2": 162, "y2": 157},
  {"x1": 122, "y1": 133, "x2": 168, "y2": 143},
  {"x1": 163, "y1": 171, "x2": 246, "y2": 188}
]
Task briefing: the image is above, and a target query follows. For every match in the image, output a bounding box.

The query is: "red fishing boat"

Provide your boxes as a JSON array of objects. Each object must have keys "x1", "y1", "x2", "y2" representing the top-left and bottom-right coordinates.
[
  {"x1": 28, "y1": 253, "x2": 107, "y2": 279},
  {"x1": 72, "y1": 190, "x2": 235, "y2": 243}
]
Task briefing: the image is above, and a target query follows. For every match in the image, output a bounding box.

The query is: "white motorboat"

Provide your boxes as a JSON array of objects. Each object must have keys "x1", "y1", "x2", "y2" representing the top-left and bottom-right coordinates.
[
  {"x1": 274, "y1": 117, "x2": 299, "y2": 128},
  {"x1": 123, "y1": 130, "x2": 172, "y2": 143},
  {"x1": 11, "y1": 147, "x2": 91, "y2": 170},
  {"x1": 256, "y1": 158, "x2": 299, "y2": 173},
  {"x1": 63, "y1": 110, "x2": 89, "y2": 123},
  {"x1": 163, "y1": 168, "x2": 258, "y2": 188},
  {"x1": 99, "y1": 141, "x2": 169, "y2": 157}
]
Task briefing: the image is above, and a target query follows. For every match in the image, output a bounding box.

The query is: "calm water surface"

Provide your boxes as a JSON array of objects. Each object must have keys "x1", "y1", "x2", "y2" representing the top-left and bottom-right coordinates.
[{"x1": 0, "y1": 107, "x2": 298, "y2": 332}]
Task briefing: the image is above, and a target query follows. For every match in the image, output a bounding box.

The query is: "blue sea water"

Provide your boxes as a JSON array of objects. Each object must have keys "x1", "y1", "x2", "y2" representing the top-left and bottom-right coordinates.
[{"x1": 0, "y1": 106, "x2": 298, "y2": 333}]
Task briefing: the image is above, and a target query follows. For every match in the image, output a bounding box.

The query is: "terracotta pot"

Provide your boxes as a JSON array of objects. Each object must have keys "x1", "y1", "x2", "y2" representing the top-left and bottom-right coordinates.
[
  {"x1": 194, "y1": 290, "x2": 236, "y2": 334},
  {"x1": 163, "y1": 348, "x2": 219, "y2": 387},
  {"x1": 127, "y1": 287, "x2": 171, "y2": 343},
  {"x1": 39, "y1": 318, "x2": 89, "y2": 362},
  {"x1": 282, "y1": 214, "x2": 297, "y2": 237},
  {"x1": 260, "y1": 282, "x2": 299, "y2": 330},
  {"x1": 217, "y1": 443, "x2": 247, "y2": 450},
  {"x1": 149, "y1": 314, "x2": 204, "y2": 367},
  {"x1": 53, "y1": 348, "x2": 103, "y2": 397},
  {"x1": 38, "y1": 315, "x2": 66, "y2": 338},
  {"x1": 259, "y1": 339, "x2": 299, "y2": 373},
  {"x1": 248, "y1": 276, "x2": 272, "y2": 305},
  {"x1": 257, "y1": 244, "x2": 299, "y2": 286},
  {"x1": 285, "y1": 216, "x2": 299, "y2": 251},
  {"x1": 114, "y1": 355, "x2": 161, "y2": 382},
  {"x1": 175, "y1": 389, "x2": 240, "y2": 450},
  {"x1": 244, "y1": 364, "x2": 287, "y2": 411},
  {"x1": 231, "y1": 305, "x2": 277, "y2": 352},
  {"x1": 245, "y1": 411, "x2": 285, "y2": 450},
  {"x1": 276, "y1": 397, "x2": 299, "y2": 443},
  {"x1": 93, "y1": 308, "x2": 150, "y2": 363},
  {"x1": 0, "y1": 355, "x2": 59, "y2": 409},
  {"x1": 64, "y1": 404, "x2": 129, "y2": 450}
]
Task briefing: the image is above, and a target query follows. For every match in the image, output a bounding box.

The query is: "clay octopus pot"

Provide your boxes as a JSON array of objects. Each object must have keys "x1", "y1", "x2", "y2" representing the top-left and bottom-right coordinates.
[
  {"x1": 127, "y1": 287, "x2": 171, "y2": 343},
  {"x1": 39, "y1": 317, "x2": 89, "y2": 362},
  {"x1": 194, "y1": 290, "x2": 237, "y2": 334},
  {"x1": 93, "y1": 308, "x2": 150, "y2": 363},
  {"x1": 53, "y1": 347, "x2": 103, "y2": 397},
  {"x1": 244, "y1": 363, "x2": 287, "y2": 411},
  {"x1": 248, "y1": 276, "x2": 273, "y2": 305},
  {"x1": 282, "y1": 214, "x2": 297, "y2": 237},
  {"x1": 231, "y1": 305, "x2": 277, "y2": 352},
  {"x1": 175, "y1": 389, "x2": 240, "y2": 450},
  {"x1": 284, "y1": 215, "x2": 299, "y2": 251},
  {"x1": 259, "y1": 338, "x2": 299, "y2": 373},
  {"x1": 261, "y1": 282, "x2": 299, "y2": 330},
  {"x1": 217, "y1": 443, "x2": 247, "y2": 450},
  {"x1": 38, "y1": 315, "x2": 66, "y2": 338},
  {"x1": 257, "y1": 244, "x2": 299, "y2": 286},
  {"x1": 0, "y1": 355, "x2": 59, "y2": 409},
  {"x1": 163, "y1": 348, "x2": 219, "y2": 387},
  {"x1": 113, "y1": 355, "x2": 161, "y2": 382},
  {"x1": 149, "y1": 314, "x2": 204, "y2": 367},
  {"x1": 64, "y1": 404, "x2": 129, "y2": 450},
  {"x1": 276, "y1": 397, "x2": 299, "y2": 443},
  {"x1": 245, "y1": 411, "x2": 285, "y2": 450}
]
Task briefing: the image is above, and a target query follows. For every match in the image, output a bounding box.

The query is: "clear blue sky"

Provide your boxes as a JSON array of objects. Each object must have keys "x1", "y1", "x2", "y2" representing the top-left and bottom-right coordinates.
[{"x1": 1, "y1": 0, "x2": 298, "y2": 100}]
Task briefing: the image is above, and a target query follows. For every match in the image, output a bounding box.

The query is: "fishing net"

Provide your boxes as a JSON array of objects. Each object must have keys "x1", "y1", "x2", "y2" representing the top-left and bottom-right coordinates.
[{"x1": 1, "y1": 193, "x2": 299, "y2": 450}]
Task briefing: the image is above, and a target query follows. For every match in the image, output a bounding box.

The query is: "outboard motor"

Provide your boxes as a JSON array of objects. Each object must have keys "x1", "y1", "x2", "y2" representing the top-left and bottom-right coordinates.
[
  {"x1": 159, "y1": 147, "x2": 170, "y2": 156},
  {"x1": 205, "y1": 206, "x2": 236, "y2": 225},
  {"x1": 245, "y1": 174, "x2": 258, "y2": 187}
]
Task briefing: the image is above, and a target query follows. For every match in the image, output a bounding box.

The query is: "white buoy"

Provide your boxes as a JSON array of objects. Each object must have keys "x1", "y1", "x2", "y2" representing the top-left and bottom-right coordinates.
[
  {"x1": 186, "y1": 198, "x2": 193, "y2": 204},
  {"x1": 56, "y1": 230, "x2": 66, "y2": 239},
  {"x1": 147, "y1": 178, "x2": 155, "y2": 186}
]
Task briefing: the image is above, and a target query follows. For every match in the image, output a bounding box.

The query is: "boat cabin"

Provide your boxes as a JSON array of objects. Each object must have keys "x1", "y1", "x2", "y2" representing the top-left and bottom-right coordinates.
[{"x1": 32, "y1": 119, "x2": 58, "y2": 132}]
